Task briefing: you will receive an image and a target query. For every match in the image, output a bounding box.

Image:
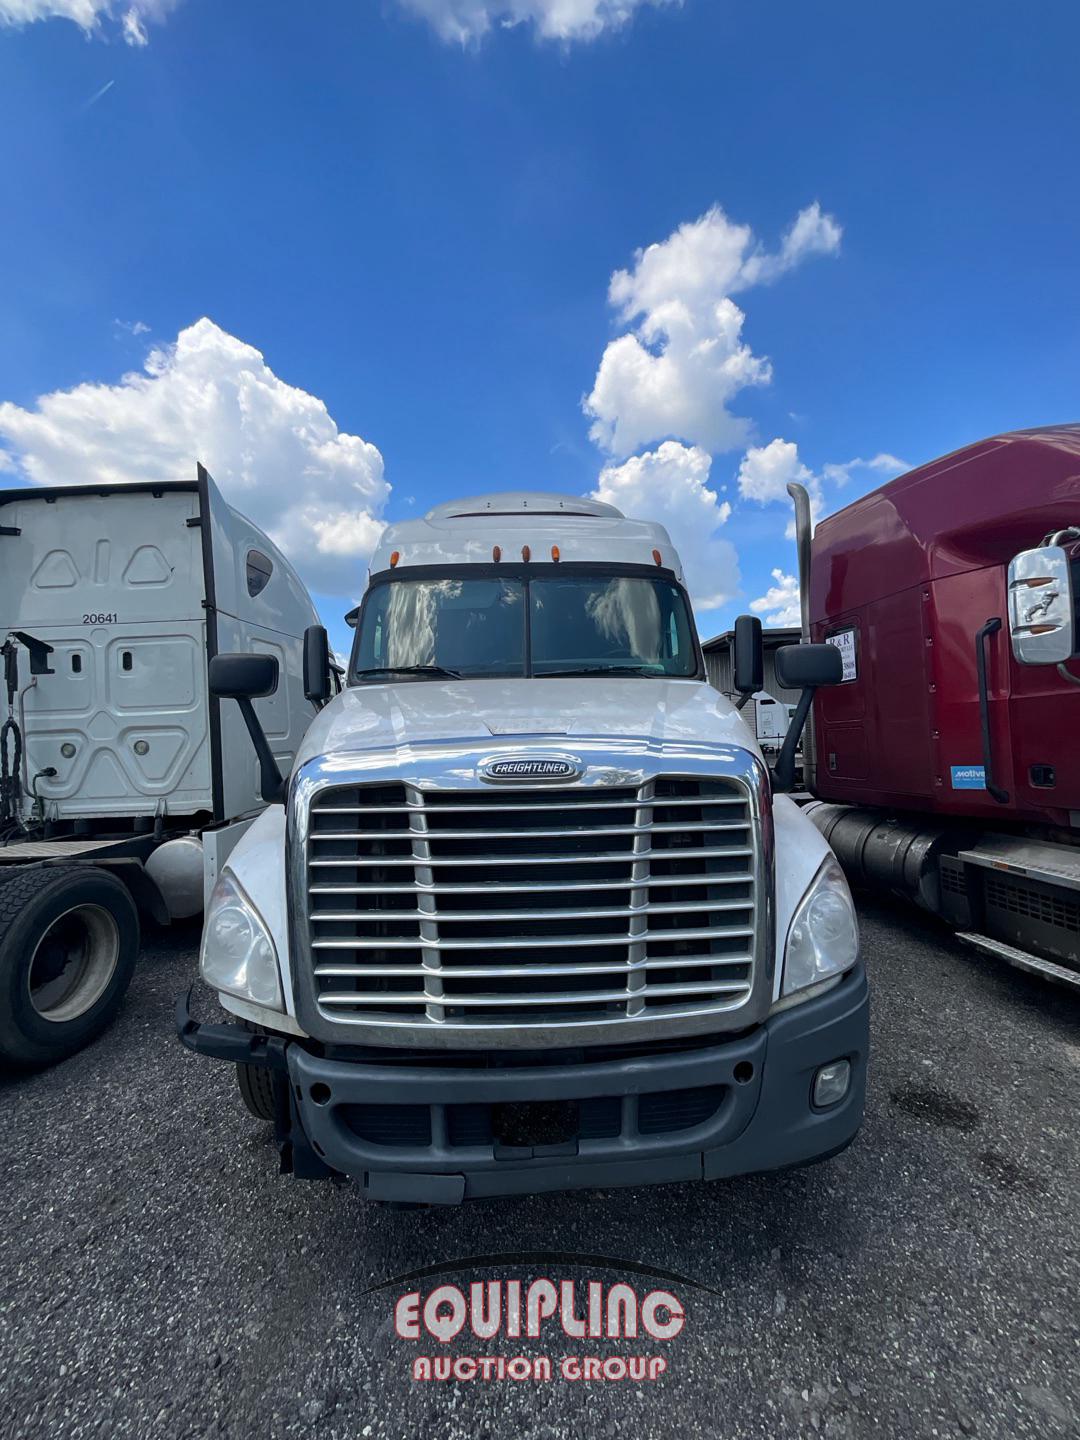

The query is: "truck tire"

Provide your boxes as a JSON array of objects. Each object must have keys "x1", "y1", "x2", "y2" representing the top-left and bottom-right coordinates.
[
  {"x1": 0, "y1": 864, "x2": 140, "y2": 1068},
  {"x1": 235, "y1": 1020, "x2": 276, "y2": 1123}
]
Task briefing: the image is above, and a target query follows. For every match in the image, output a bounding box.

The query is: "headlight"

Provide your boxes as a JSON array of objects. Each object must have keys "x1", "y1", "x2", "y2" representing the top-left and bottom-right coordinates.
[
  {"x1": 782, "y1": 855, "x2": 859, "y2": 997},
  {"x1": 200, "y1": 870, "x2": 283, "y2": 1010}
]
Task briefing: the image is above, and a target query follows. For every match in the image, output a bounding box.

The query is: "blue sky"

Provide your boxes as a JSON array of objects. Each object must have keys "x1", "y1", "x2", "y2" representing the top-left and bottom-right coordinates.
[{"x1": 1, "y1": 0, "x2": 1079, "y2": 657}]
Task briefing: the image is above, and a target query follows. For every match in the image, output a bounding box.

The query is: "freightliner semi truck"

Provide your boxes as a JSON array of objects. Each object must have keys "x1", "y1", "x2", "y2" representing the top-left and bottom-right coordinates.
[
  {"x1": 791, "y1": 424, "x2": 1080, "y2": 989},
  {"x1": 0, "y1": 467, "x2": 322, "y2": 1066},
  {"x1": 179, "y1": 490, "x2": 867, "y2": 1205}
]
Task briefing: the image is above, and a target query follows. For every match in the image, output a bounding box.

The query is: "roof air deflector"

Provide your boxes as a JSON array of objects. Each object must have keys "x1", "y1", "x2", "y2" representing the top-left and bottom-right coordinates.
[{"x1": 424, "y1": 491, "x2": 623, "y2": 522}]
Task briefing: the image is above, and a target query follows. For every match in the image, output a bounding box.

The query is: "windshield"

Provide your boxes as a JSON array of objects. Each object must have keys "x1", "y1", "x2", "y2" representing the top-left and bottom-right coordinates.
[{"x1": 349, "y1": 569, "x2": 701, "y2": 682}]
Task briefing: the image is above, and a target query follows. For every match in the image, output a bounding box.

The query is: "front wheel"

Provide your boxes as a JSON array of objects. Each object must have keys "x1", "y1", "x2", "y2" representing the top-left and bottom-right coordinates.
[
  {"x1": 0, "y1": 864, "x2": 140, "y2": 1067},
  {"x1": 235, "y1": 1020, "x2": 277, "y2": 1122}
]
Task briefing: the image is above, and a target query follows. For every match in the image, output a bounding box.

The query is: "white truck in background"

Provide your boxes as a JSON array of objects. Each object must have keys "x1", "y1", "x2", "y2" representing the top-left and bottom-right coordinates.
[
  {"x1": 182, "y1": 490, "x2": 868, "y2": 1207},
  {"x1": 748, "y1": 690, "x2": 796, "y2": 758},
  {"x1": 0, "y1": 465, "x2": 323, "y2": 1067}
]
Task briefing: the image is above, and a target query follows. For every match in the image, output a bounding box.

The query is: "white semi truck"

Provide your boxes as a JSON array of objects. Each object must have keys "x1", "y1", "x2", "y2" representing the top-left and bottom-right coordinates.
[
  {"x1": 180, "y1": 491, "x2": 867, "y2": 1204},
  {"x1": 0, "y1": 466, "x2": 323, "y2": 1066}
]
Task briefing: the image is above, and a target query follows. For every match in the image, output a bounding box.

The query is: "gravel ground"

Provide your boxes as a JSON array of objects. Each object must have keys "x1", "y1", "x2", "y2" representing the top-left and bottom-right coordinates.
[{"x1": 2, "y1": 897, "x2": 1078, "y2": 1440}]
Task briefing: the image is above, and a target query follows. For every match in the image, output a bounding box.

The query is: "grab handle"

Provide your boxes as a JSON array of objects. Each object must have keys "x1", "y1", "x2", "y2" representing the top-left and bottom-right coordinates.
[{"x1": 975, "y1": 618, "x2": 1010, "y2": 804}]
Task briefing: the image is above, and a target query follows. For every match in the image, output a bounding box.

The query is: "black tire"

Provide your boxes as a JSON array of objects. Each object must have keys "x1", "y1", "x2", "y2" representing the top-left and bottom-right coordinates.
[
  {"x1": 235, "y1": 1020, "x2": 277, "y2": 1123},
  {"x1": 0, "y1": 864, "x2": 140, "y2": 1068}
]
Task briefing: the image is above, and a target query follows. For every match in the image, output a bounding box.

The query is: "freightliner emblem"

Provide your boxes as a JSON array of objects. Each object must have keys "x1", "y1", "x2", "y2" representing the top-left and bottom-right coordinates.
[{"x1": 480, "y1": 756, "x2": 581, "y2": 783}]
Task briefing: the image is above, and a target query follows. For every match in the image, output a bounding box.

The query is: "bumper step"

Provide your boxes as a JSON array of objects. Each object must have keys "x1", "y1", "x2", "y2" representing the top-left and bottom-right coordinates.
[{"x1": 955, "y1": 932, "x2": 1080, "y2": 990}]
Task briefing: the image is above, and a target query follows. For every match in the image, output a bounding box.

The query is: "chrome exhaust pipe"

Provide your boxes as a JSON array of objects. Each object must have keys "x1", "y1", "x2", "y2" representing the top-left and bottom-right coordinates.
[{"x1": 786, "y1": 481, "x2": 816, "y2": 793}]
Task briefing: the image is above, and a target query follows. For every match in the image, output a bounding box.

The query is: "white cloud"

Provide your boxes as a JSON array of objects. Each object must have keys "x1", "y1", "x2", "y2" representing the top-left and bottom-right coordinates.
[
  {"x1": 739, "y1": 438, "x2": 907, "y2": 537},
  {"x1": 591, "y1": 441, "x2": 738, "y2": 610},
  {"x1": 0, "y1": 318, "x2": 388, "y2": 599},
  {"x1": 583, "y1": 203, "x2": 841, "y2": 458},
  {"x1": 0, "y1": 0, "x2": 179, "y2": 43},
  {"x1": 394, "y1": 0, "x2": 676, "y2": 43},
  {"x1": 737, "y1": 436, "x2": 822, "y2": 538},
  {"x1": 822, "y1": 452, "x2": 908, "y2": 488},
  {"x1": 742, "y1": 201, "x2": 843, "y2": 286},
  {"x1": 6, "y1": 0, "x2": 679, "y2": 43},
  {"x1": 737, "y1": 437, "x2": 817, "y2": 507},
  {"x1": 750, "y1": 569, "x2": 802, "y2": 628}
]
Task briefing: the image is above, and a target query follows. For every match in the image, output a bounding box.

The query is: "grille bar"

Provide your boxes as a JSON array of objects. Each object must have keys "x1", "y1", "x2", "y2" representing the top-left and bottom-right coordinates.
[
  {"x1": 314, "y1": 954, "x2": 753, "y2": 979},
  {"x1": 310, "y1": 821, "x2": 749, "y2": 841},
  {"x1": 318, "y1": 980, "x2": 750, "y2": 1009},
  {"x1": 309, "y1": 846, "x2": 753, "y2": 868},
  {"x1": 310, "y1": 874, "x2": 754, "y2": 896},
  {"x1": 303, "y1": 774, "x2": 759, "y2": 1033},
  {"x1": 312, "y1": 927, "x2": 755, "y2": 951},
  {"x1": 313, "y1": 795, "x2": 746, "y2": 815},
  {"x1": 311, "y1": 900, "x2": 754, "y2": 923}
]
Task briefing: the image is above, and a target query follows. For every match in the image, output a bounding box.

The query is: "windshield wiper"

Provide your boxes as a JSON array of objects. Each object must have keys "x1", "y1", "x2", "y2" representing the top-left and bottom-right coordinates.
[
  {"x1": 353, "y1": 664, "x2": 463, "y2": 680},
  {"x1": 534, "y1": 665, "x2": 658, "y2": 678}
]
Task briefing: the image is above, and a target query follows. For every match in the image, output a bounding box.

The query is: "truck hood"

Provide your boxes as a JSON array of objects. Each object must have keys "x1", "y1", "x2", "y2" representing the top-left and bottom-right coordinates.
[{"x1": 293, "y1": 677, "x2": 760, "y2": 769}]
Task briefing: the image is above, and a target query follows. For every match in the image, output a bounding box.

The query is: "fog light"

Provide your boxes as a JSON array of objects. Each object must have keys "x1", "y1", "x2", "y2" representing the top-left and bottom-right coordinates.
[{"x1": 813, "y1": 1059, "x2": 851, "y2": 1109}]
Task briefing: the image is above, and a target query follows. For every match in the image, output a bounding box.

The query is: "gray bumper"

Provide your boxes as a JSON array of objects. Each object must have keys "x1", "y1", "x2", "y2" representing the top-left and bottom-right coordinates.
[{"x1": 285, "y1": 964, "x2": 868, "y2": 1204}]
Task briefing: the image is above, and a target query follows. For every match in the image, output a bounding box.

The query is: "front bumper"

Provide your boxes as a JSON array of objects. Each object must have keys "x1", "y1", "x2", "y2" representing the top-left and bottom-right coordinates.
[{"x1": 177, "y1": 964, "x2": 868, "y2": 1205}]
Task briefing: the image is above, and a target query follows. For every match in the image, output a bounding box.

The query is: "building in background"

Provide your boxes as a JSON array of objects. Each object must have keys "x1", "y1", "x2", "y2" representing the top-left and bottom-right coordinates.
[{"x1": 702, "y1": 626, "x2": 802, "y2": 758}]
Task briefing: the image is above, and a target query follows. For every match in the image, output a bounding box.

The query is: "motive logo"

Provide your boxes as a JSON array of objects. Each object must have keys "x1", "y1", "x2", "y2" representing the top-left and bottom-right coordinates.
[{"x1": 480, "y1": 756, "x2": 581, "y2": 783}]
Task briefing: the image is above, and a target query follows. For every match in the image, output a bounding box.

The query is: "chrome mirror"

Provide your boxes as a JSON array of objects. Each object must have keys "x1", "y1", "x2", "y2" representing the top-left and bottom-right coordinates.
[{"x1": 1007, "y1": 545, "x2": 1075, "y2": 665}]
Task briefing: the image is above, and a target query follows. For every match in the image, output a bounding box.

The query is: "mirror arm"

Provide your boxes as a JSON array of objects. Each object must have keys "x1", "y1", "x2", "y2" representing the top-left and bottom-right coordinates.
[
  {"x1": 771, "y1": 687, "x2": 815, "y2": 793},
  {"x1": 233, "y1": 696, "x2": 285, "y2": 804},
  {"x1": 1057, "y1": 661, "x2": 1080, "y2": 688}
]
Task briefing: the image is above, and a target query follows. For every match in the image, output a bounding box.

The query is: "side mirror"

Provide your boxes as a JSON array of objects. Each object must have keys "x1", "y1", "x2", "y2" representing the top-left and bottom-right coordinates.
[
  {"x1": 733, "y1": 615, "x2": 764, "y2": 694},
  {"x1": 209, "y1": 653, "x2": 279, "y2": 699},
  {"x1": 208, "y1": 653, "x2": 284, "y2": 804},
  {"x1": 771, "y1": 643, "x2": 843, "y2": 794},
  {"x1": 774, "y1": 642, "x2": 843, "y2": 690},
  {"x1": 1008, "y1": 545, "x2": 1075, "y2": 665},
  {"x1": 303, "y1": 625, "x2": 332, "y2": 706}
]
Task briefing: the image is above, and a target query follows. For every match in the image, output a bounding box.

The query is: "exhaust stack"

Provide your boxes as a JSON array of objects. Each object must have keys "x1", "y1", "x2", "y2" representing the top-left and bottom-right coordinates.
[{"x1": 786, "y1": 481, "x2": 815, "y2": 792}]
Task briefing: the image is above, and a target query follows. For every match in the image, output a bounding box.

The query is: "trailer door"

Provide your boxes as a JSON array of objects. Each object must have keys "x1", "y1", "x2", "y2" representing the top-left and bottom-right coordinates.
[{"x1": 0, "y1": 487, "x2": 214, "y2": 820}]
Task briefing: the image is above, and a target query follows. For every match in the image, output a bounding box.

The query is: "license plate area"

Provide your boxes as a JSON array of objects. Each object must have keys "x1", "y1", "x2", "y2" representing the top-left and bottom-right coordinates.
[{"x1": 492, "y1": 1099, "x2": 581, "y2": 1158}]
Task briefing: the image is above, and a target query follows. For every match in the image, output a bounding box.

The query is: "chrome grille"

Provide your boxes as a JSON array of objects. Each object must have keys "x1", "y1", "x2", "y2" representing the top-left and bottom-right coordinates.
[{"x1": 303, "y1": 776, "x2": 758, "y2": 1034}]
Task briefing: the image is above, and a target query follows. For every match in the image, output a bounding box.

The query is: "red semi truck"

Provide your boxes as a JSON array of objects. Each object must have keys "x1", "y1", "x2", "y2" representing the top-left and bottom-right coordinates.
[{"x1": 792, "y1": 424, "x2": 1080, "y2": 988}]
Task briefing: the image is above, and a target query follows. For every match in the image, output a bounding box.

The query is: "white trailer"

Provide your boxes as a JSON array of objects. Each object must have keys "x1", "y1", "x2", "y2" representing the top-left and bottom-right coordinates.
[{"x1": 0, "y1": 465, "x2": 323, "y2": 1066}]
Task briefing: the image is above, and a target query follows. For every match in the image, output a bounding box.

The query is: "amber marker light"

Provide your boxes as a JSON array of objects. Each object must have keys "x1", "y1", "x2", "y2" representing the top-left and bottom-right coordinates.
[
  {"x1": 522, "y1": 545, "x2": 531, "y2": 562},
  {"x1": 390, "y1": 551, "x2": 401, "y2": 568},
  {"x1": 652, "y1": 549, "x2": 663, "y2": 566},
  {"x1": 492, "y1": 545, "x2": 502, "y2": 563},
  {"x1": 551, "y1": 546, "x2": 560, "y2": 562}
]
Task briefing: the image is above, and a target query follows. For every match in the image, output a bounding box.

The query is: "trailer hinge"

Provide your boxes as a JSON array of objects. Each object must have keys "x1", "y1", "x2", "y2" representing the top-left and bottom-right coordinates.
[
  {"x1": 0, "y1": 526, "x2": 20, "y2": 536},
  {"x1": 186, "y1": 516, "x2": 203, "y2": 528}
]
